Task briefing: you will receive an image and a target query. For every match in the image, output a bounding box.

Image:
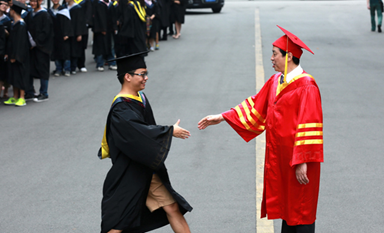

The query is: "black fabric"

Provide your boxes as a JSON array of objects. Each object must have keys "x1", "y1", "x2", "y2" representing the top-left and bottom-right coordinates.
[
  {"x1": 145, "y1": 0, "x2": 161, "y2": 39},
  {"x1": 171, "y1": 0, "x2": 186, "y2": 24},
  {"x1": 30, "y1": 47, "x2": 50, "y2": 80},
  {"x1": 67, "y1": 4, "x2": 87, "y2": 58},
  {"x1": 78, "y1": 0, "x2": 93, "y2": 26},
  {"x1": 100, "y1": 94, "x2": 192, "y2": 233},
  {"x1": 127, "y1": 1, "x2": 147, "y2": 54},
  {"x1": 0, "y1": 24, "x2": 6, "y2": 82},
  {"x1": 49, "y1": 7, "x2": 73, "y2": 61},
  {"x1": 281, "y1": 220, "x2": 315, "y2": 233},
  {"x1": 158, "y1": 0, "x2": 171, "y2": 28},
  {"x1": 92, "y1": 1, "x2": 111, "y2": 56},
  {"x1": 6, "y1": 20, "x2": 30, "y2": 90},
  {"x1": 25, "y1": 10, "x2": 54, "y2": 55}
]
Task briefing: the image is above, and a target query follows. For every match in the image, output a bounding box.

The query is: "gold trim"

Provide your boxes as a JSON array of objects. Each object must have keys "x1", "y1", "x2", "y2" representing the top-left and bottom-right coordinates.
[
  {"x1": 295, "y1": 139, "x2": 323, "y2": 146},
  {"x1": 297, "y1": 123, "x2": 323, "y2": 129},
  {"x1": 235, "y1": 105, "x2": 262, "y2": 134},
  {"x1": 295, "y1": 131, "x2": 323, "y2": 138},
  {"x1": 276, "y1": 73, "x2": 315, "y2": 96},
  {"x1": 247, "y1": 97, "x2": 266, "y2": 123}
]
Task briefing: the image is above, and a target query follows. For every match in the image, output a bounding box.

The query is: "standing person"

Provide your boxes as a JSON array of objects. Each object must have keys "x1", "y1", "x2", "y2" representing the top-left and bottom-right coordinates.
[
  {"x1": 145, "y1": 0, "x2": 160, "y2": 51},
  {"x1": 198, "y1": 25, "x2": 323, "y2": 233},
  {"x1": 25, "y1": 0, "x2": 53, "y2": 102},
  {"x1": 367, "y1": 0, "x2": 382, "y2": 32},
  {"x1": 0, "y1": 0, "x2": 11, "y2": 98},
  {"x1": 106, "y1": 0, "x2": 118, "y2": 69},
  {"x1": 65, "y1": 0, "x2": 87, "y2": 74},
  {"x1": 158, "y1": 0, "x2": 170, "y2": 41},
  {"x1": 49, "y1": 0, "x2": 73, "y2": 77},
  {"x1": 92, "y1": 0, "x2": 111, "y2": 71},
  {"x1": 3, "y1": 0, "x2": 30, "y2": 106},
  {"x1": 99, "y1": 51, "x2": 192, "y2": 233},
  {"x1": 171, "y1": 0, "x2": 185, "y2": 39},
  {"x1": 75, "y1": 0, "x2": 92, "y2": 73},
  {"x1": 127, "y1": 0, "x2": 147, "y2": 54}
]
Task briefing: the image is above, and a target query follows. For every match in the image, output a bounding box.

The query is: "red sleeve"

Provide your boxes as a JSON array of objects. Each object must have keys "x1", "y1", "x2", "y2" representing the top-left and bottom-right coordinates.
[
  {"x1": 222, "y1": 78, "x2": 272, "y2": 142},
  {"x1": 291, "y1": 85, "x2": 324, "y2": 166}
]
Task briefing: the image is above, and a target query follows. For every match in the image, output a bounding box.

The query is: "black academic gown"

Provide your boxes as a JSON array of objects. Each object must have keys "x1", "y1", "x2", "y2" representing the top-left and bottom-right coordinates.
[
  {"x1": 145, "y1": 0, "x2": 161, "y2": 39},
  {"x1": 158, "y1": 0, "x2": 170, "y2": 28},
  {"x1": 92, "y1": 0, "x2": 111, "y2": 56},
  {"x1": 100, "y1": 94, "x2": 192, "y2": 233},
  {"x1": 171, "y1": 0, "x2": 186, "y2": 24},
  {"x1": 115, "y1": 0, "x2": 134, "y2": 57},
  {"x1": 68, "y1": 4, "x2": 87, "y2": 58},
  {"x1": 26, "y1": 9, "x2": 54, "y2": 80},
  {"x1": 127, "y1": 1, "x2": 147, "y2": 54},
  {"x1": 0, "y1": 15, "x2": 12, "y2": 82},
  {"x1": 6, "y1": 20, "x2": 30, "y2": 90},
  {"x1": 49, "y1": 7, "x2": 73, "y2": 61}
]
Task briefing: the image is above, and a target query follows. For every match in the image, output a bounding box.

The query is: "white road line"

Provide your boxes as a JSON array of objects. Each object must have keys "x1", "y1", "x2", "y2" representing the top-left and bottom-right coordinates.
[{"x1": 254, "y1": 8, "x2": 274, "y2": 233}]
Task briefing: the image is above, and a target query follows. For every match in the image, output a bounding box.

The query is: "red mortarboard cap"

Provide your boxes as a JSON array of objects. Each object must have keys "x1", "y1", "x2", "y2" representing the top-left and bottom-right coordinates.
[{"x1": 272, "y1": 25, "x2": 314, "y2": 59}]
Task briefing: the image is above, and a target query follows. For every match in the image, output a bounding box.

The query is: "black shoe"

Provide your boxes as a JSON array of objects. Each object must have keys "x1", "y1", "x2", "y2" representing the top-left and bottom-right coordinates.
[
  {"x1": 378, "y1": 25, "x2": 382, "y2": 33},
  {"x1": 33, "y1": 94, "x2": 49, "y2": 102},
  {"x1": 24, "y1": 94, "x2": 36, "y2": 101}
]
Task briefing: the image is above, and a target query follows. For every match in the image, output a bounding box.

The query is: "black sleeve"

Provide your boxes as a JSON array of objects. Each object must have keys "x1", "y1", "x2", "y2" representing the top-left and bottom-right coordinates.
[
  {"x1": 0, "y1": 25, "x2": 5, "y2": 56},
  {"x1": 60, "y1": 15, "x2": 74, "y2": 37},
  {"x1": 110, "y1": 104, "x2": 173, "y2": 170}
]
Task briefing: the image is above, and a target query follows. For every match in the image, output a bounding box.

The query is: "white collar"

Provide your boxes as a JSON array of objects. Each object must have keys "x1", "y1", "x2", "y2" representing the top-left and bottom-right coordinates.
[{"x1": 285, "y1": 65, "x2": 303, "y2": 83}]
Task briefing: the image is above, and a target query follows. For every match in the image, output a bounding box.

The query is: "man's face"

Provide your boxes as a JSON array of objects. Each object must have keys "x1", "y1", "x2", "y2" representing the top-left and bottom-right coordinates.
[
  {"x1": 0, "y1": 1, "x2": 8, "y2": 13},
  {"x1": 271, "y1": 46, "x2": 286, "y2": 73},
  {"x1": 127, "y1": 68, "x2": 148, "y2": 91},
  {"x1": 52, "y1": 0, "x2": 60, "y2": 5}
]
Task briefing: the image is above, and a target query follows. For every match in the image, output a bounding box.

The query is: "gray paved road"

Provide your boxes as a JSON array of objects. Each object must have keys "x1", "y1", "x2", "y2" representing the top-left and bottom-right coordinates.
[{"x1": 1, "y1": 1, "x2": 383, "y2": 232}]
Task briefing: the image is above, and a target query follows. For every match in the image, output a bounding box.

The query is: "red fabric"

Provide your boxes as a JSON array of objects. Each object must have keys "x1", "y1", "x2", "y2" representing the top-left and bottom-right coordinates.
[{"x1": 222, "y1": 72, "x2": 323, "y2": 225}]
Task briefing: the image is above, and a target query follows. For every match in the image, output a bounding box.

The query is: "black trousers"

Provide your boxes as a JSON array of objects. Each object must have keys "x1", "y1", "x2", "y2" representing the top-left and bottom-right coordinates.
[{"x1": 281, "y1": 220, "x2": 315, "y2": 233}]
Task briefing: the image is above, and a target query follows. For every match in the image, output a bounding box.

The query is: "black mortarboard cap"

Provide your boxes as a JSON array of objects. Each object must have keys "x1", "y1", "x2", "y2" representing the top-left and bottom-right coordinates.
[
  {"x1": 11, "y1": 0, "x2": 27, "y2": 15},
  {"x1": 108, "y1": 51, "x2": 149, "y2": 76}
]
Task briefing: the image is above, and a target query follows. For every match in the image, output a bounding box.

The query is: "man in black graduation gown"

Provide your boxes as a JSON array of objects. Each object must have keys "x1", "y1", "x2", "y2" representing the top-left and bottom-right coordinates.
[
  {"x1": 25, "y1": 0, "x2": 53, "y2": 102},
  {"x1": 99, "y1": 51, "x2": 192, "y2": 233},
  {"x1": 92, "y1": 0, "x2": 111, "y2": 71},
  {"x1": 75, "y1": 0, "x2": 92, "y2": 73},
  {"x1": 65, "y1": 0, "x2": 87, "y2": 74},
  {"x1": 3, "y1": 0, "x2": 30, "y2": 106},
  {"x1": 0, "y1": 0, "x2": 11, "y2": 98},
  {"x1": 126, "y1": 0, "x2": 147, "y2": 54},
  {"x1": 49, "y1": 0, "x2": 73, "y2": 77}
]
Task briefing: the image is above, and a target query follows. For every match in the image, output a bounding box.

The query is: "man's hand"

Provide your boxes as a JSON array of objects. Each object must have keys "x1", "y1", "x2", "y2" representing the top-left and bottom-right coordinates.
[
  {"x1": 63, "y1": 36, "x2": 69, "y2": 40},
  {"x1": 173, "y1": 119, "x2": 191, "y2": 139},
  {"x1": 296, "y1": 163, "x2": 309, "y2": 185},
  {"x1": 77, "y1": 35, "x2": 82, "y2": 42},
  {"x1": 197, "y1": 114, "x2": 224, "y2": 130}
]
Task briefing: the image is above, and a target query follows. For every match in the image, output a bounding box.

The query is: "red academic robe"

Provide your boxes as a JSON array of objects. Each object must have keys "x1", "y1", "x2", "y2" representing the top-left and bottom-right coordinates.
[{"x1": 222, "y1": 71, "x2": 323, "y2": 226}]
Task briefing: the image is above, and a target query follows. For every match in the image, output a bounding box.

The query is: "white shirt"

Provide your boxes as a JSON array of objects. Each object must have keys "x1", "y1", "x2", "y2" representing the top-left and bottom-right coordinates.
[{"x1": 286, "y1": 65, "x2": 303, "y2": 83}]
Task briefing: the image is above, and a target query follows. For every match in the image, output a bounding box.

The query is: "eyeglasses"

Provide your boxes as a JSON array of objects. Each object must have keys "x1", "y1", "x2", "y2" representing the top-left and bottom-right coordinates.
[{"x1": 128, "y1": 72, "x2": 148, "y2": 79}]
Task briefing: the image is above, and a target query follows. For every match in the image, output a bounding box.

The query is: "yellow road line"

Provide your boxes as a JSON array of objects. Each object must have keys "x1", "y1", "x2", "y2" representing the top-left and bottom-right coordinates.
[{"x1": 254, "y1": 8, "x2": 274, "y2": 233}]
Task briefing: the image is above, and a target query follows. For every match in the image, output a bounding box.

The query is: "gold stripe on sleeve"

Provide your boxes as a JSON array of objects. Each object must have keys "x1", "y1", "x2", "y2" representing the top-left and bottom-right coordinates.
[
  {"x1": 295, "y1": 139, "x2": 323, "y2": 146},
  {"x1": 235, "y1": 105, "x2": 262, "y2": 134},
  {"x1": 297, "y1": 123, "x2": 323, "y2": 129},
  {"x1": 295, "y1": 131, "x2": 323, "y2": 138},
  {"x1": 247, "y1": 97, "x2": 266, "y2": 123}
]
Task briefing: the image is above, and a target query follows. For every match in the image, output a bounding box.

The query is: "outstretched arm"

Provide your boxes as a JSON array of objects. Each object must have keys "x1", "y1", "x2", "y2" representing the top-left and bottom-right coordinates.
[
  {"x1": 173, "y1": 119, "x2": 191, "y2": 139},
  {"x1": 197, "y1": 114, "x2": 225, "y2": 130}
]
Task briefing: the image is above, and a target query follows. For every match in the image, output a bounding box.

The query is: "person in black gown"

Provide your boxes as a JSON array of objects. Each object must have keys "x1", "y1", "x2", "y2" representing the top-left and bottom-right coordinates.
[
  {"x1": 171, "y1": 0, "x2": 186, "y2": 39},
  {"x1": 99, "y1": 51, "x2": 192, "y2": 233},
  {"x1": 3, "y1": 0, "x2": 30, "y2": 106}
]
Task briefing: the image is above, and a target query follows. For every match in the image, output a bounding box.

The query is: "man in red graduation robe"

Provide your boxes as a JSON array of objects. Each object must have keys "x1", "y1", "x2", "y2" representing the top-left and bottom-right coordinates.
[{"x1": 198, "y1": 25, "x2": 323, "y2": 233}]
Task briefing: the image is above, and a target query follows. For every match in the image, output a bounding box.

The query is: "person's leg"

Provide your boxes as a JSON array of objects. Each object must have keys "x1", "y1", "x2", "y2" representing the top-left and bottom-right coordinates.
[
  {"x1": 38, "y1": 79, "x2": 49, "y2": 97},
  {"x1": 173, "y1": 21, "x2": 181, "y2": 38},
  {"x1": 163, "y1": 202, "x2": 191, "y2": 233},
  {"x1": 96, "y1": 55, "x2": 104, "y2": 69},
  {"x1": 54, "y1": 60, "x2": 62, "y2": 76},
  {"x1": 296, "y1": 222, "x2": 315, "y2": 233},
  {"x1": 371, "y1": 5, "x2": 377, "y2": 31},
  {"x1": 281, "y1": 220, "x2": 296, "y2": 233},
  {"x1": 377, "y1": 4, "x2": 382, "y2": 32},
  {"x1": 107, "y1": 230, "x2": 122, "y2": 233}
]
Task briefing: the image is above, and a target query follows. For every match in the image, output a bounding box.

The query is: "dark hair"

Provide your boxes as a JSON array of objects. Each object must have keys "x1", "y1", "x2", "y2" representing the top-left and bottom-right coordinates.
[
  {"x1": 279, "y1": 48, "x2": 300, "y2": 65},
  {"x1": 117, "y1": 70, "x2": 136, "y2": 84}
]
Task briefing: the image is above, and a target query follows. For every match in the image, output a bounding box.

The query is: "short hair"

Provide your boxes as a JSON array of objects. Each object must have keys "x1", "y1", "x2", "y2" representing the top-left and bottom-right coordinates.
[
  {"x1": 279, "y1": 48, "x2": 300, "y2": 65},
  {"x1": 117, "y1": 70, "x2": 136, "y2": 84}
]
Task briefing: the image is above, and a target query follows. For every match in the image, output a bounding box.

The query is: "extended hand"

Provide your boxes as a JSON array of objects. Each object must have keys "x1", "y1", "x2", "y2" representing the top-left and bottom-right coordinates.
[
  {"x1": 296, "y1": 163, "x2": 309, "y2": 185},
  {"x1": 173, "y1": 119, "x2": 191, "y2": 139},
  {"x1": 197, "y1": 114, "x2": 224, "y2": 130}
]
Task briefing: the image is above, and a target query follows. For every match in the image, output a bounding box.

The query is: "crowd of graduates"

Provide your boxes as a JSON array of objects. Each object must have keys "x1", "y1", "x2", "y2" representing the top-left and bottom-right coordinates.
[{"x1": 0, "y1": 0, "x2": 186, "y2": 106}]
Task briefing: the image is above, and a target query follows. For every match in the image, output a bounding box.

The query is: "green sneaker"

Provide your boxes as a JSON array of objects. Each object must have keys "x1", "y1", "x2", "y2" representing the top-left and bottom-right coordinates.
[
  {"x1": 4, "y1": 97, "x2": 16, "y2": 105},
  {"x1": 15, "y1": 98, "x2": 26, "y2": 107}
]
